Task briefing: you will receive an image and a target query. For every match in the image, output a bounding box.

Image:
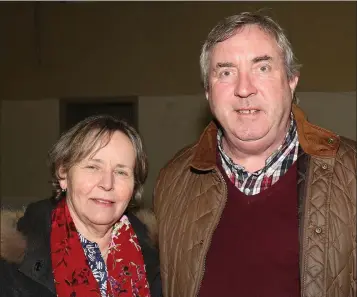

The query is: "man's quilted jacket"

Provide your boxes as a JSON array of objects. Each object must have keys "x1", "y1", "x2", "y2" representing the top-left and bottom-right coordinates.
[{"x1": 154, "y1": 105, "x2": 356, "y2": 297}]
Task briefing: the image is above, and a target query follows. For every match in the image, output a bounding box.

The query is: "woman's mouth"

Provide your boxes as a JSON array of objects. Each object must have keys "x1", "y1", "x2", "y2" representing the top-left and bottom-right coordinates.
[{"x1": 91, "y1": 198, "x2": 114, "y2": 206}]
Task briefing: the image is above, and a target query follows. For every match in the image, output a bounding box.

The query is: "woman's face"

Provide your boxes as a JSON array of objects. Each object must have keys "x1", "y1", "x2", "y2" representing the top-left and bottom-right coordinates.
[{"x1": 59, "y1": 131, "x2": 136, "y2": 228}]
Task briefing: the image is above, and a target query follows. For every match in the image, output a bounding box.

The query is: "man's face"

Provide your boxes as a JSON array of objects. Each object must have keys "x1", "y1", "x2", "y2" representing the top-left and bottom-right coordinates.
[{"x1": 206, "y1": 25, "x2": 298, "y2": 149}]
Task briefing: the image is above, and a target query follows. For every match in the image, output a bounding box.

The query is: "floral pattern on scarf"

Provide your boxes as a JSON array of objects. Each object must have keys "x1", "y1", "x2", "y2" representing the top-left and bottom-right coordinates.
[{"x1": 50, "y1": 199, "x2": 151, "y2": 297}]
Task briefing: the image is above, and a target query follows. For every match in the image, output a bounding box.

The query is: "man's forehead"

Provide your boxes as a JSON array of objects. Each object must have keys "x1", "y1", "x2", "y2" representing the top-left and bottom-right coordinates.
[
  {"x1": 210, "y1": 28, "x2": 283, "y2": 65},
  {"x1": 212, "y1": 25, "x2": 279, "y2": 54}
]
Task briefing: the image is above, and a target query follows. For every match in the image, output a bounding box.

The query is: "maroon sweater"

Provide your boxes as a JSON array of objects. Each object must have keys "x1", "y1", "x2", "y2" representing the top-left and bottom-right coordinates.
[{"x1": 199, "y1": 161, "x2": 300, "y2": 297}]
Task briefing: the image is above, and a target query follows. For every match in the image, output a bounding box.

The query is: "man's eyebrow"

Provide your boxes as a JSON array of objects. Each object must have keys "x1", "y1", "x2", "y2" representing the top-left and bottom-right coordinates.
[
  {"x1": 214, "y1": 56, "x2": 272, "y2": 69},
  {"x1": 252, "y1": 55, "x2": 273, "y2": 63},
  {"x1": 215, "y1": 62, "x2": 237, "y2": 68}
]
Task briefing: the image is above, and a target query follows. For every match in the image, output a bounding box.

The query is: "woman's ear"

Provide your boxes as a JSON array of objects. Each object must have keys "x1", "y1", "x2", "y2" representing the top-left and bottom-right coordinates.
[{"x1": 58, "y1": 166, "x2": 68, "y2": 190}]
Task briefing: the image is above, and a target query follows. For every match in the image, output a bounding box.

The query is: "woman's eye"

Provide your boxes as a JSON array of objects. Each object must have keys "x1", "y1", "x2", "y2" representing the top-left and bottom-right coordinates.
[
  {"x1": 115, "y1": 170, "x2": 128, "y2": 176},
  {"x1": 86, "y1": 165, "x2": 98, "y2": 170}
]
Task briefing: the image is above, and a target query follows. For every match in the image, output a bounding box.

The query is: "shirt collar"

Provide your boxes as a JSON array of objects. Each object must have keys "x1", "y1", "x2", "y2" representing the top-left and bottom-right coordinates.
[{"x1": 217, "y1": 113, "x2": 297, "y2": 175}]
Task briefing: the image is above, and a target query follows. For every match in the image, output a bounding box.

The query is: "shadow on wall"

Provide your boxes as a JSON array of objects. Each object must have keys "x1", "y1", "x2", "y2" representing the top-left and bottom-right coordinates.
[
  {"x1": 138, "y1": 95, "x2": 214, "y2": 209},
  {"x1": 196, "y1": 102, "x2": 214, "y2": 132}
]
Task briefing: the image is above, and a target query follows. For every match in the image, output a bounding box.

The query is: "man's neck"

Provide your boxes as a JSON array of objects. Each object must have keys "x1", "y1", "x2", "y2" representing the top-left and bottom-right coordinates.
[{"x1": 222, "y1": 123, "x2": 290, "y2": 173}]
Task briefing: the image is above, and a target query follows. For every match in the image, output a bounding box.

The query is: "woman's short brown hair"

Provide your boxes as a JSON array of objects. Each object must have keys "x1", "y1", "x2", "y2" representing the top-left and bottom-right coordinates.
[{"x1": 48, "y1": 115, "x2": 148, "y2": 208}]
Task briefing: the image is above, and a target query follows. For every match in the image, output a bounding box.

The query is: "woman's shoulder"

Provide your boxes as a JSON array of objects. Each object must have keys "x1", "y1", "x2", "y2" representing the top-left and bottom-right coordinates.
[
  {"x1": 127, "y1": 208, "x2": 162, "y2": 297},
  {"x1": 127, "y1": 208, "x2": 158, "y2": 248},
  {"x1": 0, "y1": 257, "x2": 55, "y2": 297}
]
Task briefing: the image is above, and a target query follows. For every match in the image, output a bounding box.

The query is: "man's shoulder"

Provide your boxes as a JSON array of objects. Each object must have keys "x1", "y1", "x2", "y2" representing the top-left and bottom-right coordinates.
[
  {"x1": 161, "y1": 142, "x2": 198, "y2": 174},
  {"x1": 336, "y1": 136, "x2": 356, "y2": 170},
  {"x1": 153, "y1": 142, "x2": 199, "y2": 197},
  {"x1": 339, "y1": 136, "x2": 357, "y2": 151}
]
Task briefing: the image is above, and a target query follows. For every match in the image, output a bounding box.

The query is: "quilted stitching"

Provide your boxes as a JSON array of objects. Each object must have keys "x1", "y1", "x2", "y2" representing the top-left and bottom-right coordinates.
[
  {"x1": 154, "y1": 148, "x2": 226, "y2": 297},
  {"x1": 325, "y1": 140, "x2": 356, "y2": 297},
  {"x1": 302, "y1": 139, "x2": 356, "y2": 297},
  {"x1": 302, "y1": 158, "x2": 330, "y2": 296},
  {"x1": 155, "y1": 136, "x2": 356, "y2": 297}
]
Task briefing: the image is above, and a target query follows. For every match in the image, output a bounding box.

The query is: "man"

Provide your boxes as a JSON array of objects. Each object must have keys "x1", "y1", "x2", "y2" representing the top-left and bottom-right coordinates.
[{"x1": 154, "y1": 12, "x2": 356, "y2": 297}]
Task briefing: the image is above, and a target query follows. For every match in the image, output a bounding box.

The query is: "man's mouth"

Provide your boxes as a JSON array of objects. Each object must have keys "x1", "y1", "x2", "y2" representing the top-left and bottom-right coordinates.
[{"x1": 237, "y1": 109, "x2": 260, "y2": 114}]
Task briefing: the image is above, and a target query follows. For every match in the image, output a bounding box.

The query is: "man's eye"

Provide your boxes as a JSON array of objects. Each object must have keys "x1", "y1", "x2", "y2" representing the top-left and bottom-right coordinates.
[
  {"x1": 260, "y1": 65, "x2": 270, "y2": 72},
  {"x1": 220, "y1": 70, "x2": 232, "y2": 77}
]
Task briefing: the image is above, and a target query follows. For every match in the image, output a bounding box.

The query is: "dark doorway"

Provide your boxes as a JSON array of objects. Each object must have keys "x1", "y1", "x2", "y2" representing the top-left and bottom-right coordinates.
[{"x1": 60, "y1": 97, "x2": 138, "y2": 133}]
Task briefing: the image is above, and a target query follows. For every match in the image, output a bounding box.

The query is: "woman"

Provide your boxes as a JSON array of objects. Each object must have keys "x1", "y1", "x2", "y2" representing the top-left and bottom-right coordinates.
[{"x1": 1, "y1": 115, "x2": 162, "y2": 297}]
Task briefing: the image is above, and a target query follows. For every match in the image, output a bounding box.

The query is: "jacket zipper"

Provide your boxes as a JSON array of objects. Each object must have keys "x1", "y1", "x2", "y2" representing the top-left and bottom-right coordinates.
[
  {"x1": 195, "y1": 168, "x2": 228, "y2": 297},
  {"x1": 299, "y1": 158, "x2": 312, "y2": 296}
]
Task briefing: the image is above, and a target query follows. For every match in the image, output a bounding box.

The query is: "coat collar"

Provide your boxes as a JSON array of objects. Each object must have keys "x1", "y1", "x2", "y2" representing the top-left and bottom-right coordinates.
[{"x1": 190, "y1": 104, "x2": 339, "y2": 171}]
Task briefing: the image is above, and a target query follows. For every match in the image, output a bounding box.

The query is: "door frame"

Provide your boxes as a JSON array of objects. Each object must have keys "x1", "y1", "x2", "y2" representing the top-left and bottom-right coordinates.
[{"x1": 59, "y1": 96, "x2": 138, "y2": 133}]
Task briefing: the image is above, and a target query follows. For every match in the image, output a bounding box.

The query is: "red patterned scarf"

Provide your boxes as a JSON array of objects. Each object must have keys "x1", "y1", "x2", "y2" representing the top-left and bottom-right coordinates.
[{"x1": 50, "y1": 199, "x2": 151, "y2": 297}]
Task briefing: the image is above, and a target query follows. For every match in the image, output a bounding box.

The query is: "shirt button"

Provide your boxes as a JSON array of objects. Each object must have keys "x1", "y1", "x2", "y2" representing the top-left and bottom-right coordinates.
[
  {"x1": 244, "y1": 188, "x2": 250, "y2": 195},
  {"x1": 315, "y1": 226, "x2": 322, "y2": 234},
  {"x1": 321, "y1": 163, "x2": 328, "y2": 170}
]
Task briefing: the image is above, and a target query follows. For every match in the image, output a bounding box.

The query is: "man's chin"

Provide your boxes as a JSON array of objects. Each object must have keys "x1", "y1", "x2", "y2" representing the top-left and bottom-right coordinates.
[
  {"x1": 229, "y1": 131, "x2": 274, "y2": 153},
  {"x1": 232, "y1": 129, "x2": 269, "y2": 143}
]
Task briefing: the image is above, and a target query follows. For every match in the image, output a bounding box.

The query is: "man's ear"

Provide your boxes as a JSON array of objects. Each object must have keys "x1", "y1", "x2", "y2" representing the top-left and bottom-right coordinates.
[{"x1": 289, "y1": 74, "x2": 299, "y2": 98}]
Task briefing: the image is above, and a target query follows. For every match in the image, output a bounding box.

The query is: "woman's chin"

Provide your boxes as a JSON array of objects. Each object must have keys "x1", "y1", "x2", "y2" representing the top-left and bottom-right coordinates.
[{"x1": 86, "y1": 210, "x2": 121, "y2": 226}]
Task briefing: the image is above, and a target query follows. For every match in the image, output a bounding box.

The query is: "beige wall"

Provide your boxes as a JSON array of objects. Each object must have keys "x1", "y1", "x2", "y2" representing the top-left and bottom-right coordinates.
[
  {"x1": 298, "y1": 92, "x2": 356, "y2": 141},
  {"x1": 1, "y1": 99, "x2": 59, "y2": 207},
  {"x1": 1, "y1": 93, "x2": 355, "y2": 208},
  {"x1": 0, "y1": 2, "x2": 355, "y2": 207},
  {"x1": 0, "y1": 1, "x2": 355, "y2": 101},
  {"x1": 138, "y1": 95, "x2": 211, "y2": 206}
]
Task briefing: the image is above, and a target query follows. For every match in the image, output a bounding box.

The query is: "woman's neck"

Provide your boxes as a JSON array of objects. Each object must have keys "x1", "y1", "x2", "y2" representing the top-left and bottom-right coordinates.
[{"x1": 67, "y1": 204, "x2": 113, "y2": 255}]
